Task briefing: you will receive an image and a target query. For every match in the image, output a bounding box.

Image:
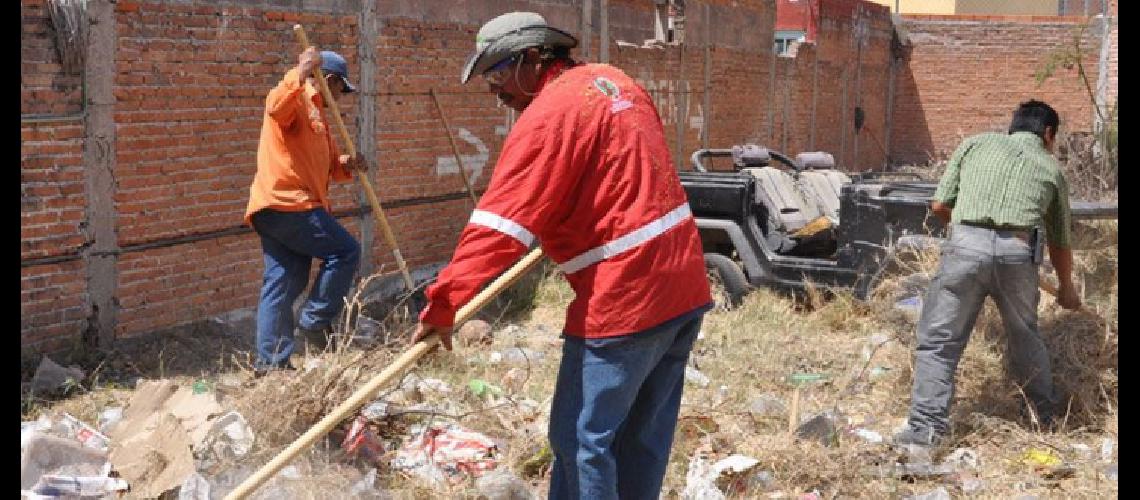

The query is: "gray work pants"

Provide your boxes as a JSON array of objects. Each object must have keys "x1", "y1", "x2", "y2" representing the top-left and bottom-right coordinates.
[{"x1": 906, "y1": 224, "x2": 1057, "y2": 438}]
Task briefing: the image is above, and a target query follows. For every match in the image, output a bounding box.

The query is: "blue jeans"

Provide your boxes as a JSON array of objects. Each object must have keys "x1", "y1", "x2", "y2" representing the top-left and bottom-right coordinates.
[
  {"x1": 548, "y1": 305, "x2": 709, "y2": 500},
  {"x1": 250, "y1": 208, "x2": 360, "y2": 369}
]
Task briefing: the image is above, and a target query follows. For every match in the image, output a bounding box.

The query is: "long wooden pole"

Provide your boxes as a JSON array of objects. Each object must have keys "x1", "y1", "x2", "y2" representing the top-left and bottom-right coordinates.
[
  {"x1": 429, "y1": 88, "x2": 479, "y2": 206},
  {"x1": 225, "y1": 247, "x2": 547, "y2": 500},
  {"x1": 293, "y1": 25, "x2": 415, "y2": 291}
]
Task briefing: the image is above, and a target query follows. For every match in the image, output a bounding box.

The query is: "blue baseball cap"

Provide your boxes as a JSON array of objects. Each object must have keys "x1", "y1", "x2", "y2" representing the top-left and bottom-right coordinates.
[{"x1": 320, "y1": 50, "x2": 357, "y2": 93}]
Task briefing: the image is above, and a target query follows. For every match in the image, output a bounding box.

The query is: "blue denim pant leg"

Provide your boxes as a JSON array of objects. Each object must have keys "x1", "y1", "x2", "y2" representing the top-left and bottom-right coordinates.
[
  {"x1": 548, "y1": 310, "x2": 705, "y2": 500},
  {"x1": 251, "y1": 208, "x2": 361, "y2": 368}
]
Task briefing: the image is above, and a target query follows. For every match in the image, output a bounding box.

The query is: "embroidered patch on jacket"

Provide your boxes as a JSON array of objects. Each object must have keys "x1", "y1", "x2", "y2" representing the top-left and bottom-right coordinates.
[{"x1": 592, "y1": 76, "x2": 633, "y2": 114}]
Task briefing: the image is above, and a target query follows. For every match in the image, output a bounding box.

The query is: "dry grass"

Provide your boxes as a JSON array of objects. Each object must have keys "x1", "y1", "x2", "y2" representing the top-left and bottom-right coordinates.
[{"x1": 27, "y1": 223, "x2": 1116, "y2": 499}]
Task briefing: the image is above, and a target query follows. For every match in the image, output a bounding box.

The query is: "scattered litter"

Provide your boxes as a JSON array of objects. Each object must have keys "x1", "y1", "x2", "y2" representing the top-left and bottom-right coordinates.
[
  {"x1": 1101, "y1": 463, "x2": 1118, "y2": 481},
  {"x1": 349, "y1": 468, "x2": 379, "y2": 497},
  {"x1": 942, "y1": 448, "x2": 979, "y2": 470},
  {"x1": 475, "y1": 468, "x2": 533, "y2": 500},
  {"x1": 30, "y1": 356, "x2": 85, "y2": 395},
  {"x1": 418, "y1": 378, "x2": 453, "y2": 394},
  {"x1": 682, "y1": 455, "x2": 726, "y2": 499},
  {"x1": 342, "y1": 416, "x2": 386, "y2": 465},
  {"x1": 279, "y1": 465, "x2": 301, "y2": 479},
  {"x1": 894, "y1": 296, "x2": 923, "y2": 316},
  {"x1": 876, "y1": 463, "x2": 956, "y2": 480},
  {"x1": 20, "y1": 433, "x2": 111, "y2": 491},
  {"x1": 698, "y1": 330, "x2": 706, "y2": 340},
  {"x1": 959, "y1": 476, "x2": 985, "y2": 493},
  {"x1": 869, "y1": 366, "x2": 891, "y2": 378},
  {"x1": 1041, "y1": 465, "x2": 1076, "y2": 480},
  {"x1": 24, "y1": 474, "x2": 130, "y2": 499},
  {"x1": 785, "y1": 373, "x2": 829, "y2": 385},
  {"x1": 1100, "y1": 438, "x2": 1115, "y2": 462},
  {"x1": 748, "y1": 394, "x2": 787, "y2": 418},
  {"x1": 178, "y1": 472, "x2": 211, "y2": 500},
  {"x1": 502, "y1": 367, "x2": 527, "y2": 393},
  {"x1": 192, "y1": 378, "x2": 211, "y2": 394},
  {"x1": 848, "y1": 428, "x2": 883, "y2": 444},
  {"x1": 196, "y1": 411, "x2": 255, "y2": 464},
  {"x1": 1021, "y1": 448, "x2": 1062, "y2": 468},
  {"x1": 361, "y1": 400, "x2": 390, "y2": 420},
  {"x1": 27, "y1": 413, "x2": 112, "y2": 452},
  {"x1": 97, "y1": 407, "x2": 124, "y2": 434},
  {"x1": 469, "y1": 379, "x2": 504, "y2": 398},
  {"x1": 391, "y1": 423, "x2": 498, "y2": 483},
  {"x1": 795, "y1": 412, "x2": 840, "y2": 447},
  {"x1": 497, "y1": 347, "x2": 546, "y2": 366},
  {"x1": 457, "y1": 319, "x2": 494, "y2": 346},
  {"x1": 685, "y1": 366, "x2": 711, "y2": 387},
  {"x1": 1069, "y1": 443, "x2": 1092, "y2": 459},
  {"x1": 799, "y1": 489, "x2": 822, "y2": 500},
  {"x1": 109, "y1": 412, "x2": 196, "y2": 498},
  {"x1": 905, "y1": 486, "x2": 950, "y2": 500},
  {"x1": 304, "y1": 358, "x2": 325, "y2": 372}
]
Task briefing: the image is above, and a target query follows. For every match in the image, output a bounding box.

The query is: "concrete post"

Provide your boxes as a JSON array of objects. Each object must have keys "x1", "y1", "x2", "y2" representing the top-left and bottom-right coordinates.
[
  {"x1": 356, "y1": 0, "x2": 378, "y2": 277},
  {"x1": 82, "y1": 0, "x2": 119, "y2": 347},
  {"x1": 581, "y1": 0, "x2": 592, "y2": 60},
  {"x1": 702, "y1": 3, "x2": 711, "y2": 149},
  {"x1": 599, "y1": 0, "x2": 609, "y2": 63}
]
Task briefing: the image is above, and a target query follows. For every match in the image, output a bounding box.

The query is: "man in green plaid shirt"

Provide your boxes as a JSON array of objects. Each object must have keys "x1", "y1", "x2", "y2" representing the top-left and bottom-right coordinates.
[{"x1": 895, "y1": 100, "x2": 1083, "y2": 448}]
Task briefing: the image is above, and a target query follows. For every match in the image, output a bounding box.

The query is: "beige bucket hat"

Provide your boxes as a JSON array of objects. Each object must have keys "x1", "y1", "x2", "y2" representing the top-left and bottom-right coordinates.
[{"x1": 460, "y1": 12, "x2": 578, "y2": 84}]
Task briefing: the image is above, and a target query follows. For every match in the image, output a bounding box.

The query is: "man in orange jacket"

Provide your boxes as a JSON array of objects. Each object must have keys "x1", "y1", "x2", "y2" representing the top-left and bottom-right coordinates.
[
  {"x1": 412, "y1": 12, "x2": 712, "y2": 499},
  {"x1": 244, "y1": 47, "x2": 367, "y2": 375}
]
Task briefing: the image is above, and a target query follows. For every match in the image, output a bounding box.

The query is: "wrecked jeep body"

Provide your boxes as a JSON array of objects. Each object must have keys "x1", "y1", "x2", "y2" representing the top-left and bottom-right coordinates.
[{"x1": 681, "y1": 144, "x2": 1118, "y2": 305}]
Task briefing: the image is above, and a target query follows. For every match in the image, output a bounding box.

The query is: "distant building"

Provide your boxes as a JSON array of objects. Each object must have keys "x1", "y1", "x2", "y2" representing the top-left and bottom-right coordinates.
[{"x1": 864, "y1": 0, "x2": 1108, "y2": 16}]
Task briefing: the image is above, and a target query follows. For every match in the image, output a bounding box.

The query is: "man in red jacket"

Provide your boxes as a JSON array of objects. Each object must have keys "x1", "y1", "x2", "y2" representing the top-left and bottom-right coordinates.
[{"x1": 412, "y1": 11, "x2": 712, "y2": 500}]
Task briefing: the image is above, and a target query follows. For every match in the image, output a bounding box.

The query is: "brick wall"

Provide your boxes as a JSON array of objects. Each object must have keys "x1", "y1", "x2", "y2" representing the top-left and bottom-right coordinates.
[
  {"x1": 20, "y1": 0, "x2": 1117, "y2": 349},
  {"x1": 20, "y1": 0, "x2": 782, "y2": 349},
  {"x1": 22, "y1": 0, "x2": 89, "y2": 352},
  {"x1": 21, "y1": 0, "x2": 83, "y2": 117},
  {"x1": 891, "y1": 15, "x2": 1102, "y2": 164},
  {"x1": 771, "y1": 0, "x2": 894, "y2": 170}
]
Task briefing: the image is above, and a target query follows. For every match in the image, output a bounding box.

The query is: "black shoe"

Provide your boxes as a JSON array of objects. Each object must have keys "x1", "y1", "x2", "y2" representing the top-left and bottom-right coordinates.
[
  {"x1": 253, "y1": 361, "x2": 296, "y2": 378},
  {"x1": 298, "y1": 325, "x2": 335, "y2": 350}
]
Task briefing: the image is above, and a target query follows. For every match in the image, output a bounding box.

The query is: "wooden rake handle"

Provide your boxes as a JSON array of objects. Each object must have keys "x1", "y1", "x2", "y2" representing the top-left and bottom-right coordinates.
[
  {"x1": 293, "y1": 24, "x2": 414, "y2": 291},
  {"x1": 429, "y1": 88, "x2": 479, "y2": 207},
  {"x1": 225, "y1": 247, "x2": 548, "y2": 500}
]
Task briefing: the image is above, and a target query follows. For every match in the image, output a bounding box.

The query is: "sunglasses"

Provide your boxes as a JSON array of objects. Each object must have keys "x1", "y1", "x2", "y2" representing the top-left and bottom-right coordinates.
[{"x1": 482, "y1": 54, "x2": 521, "y2": 85}]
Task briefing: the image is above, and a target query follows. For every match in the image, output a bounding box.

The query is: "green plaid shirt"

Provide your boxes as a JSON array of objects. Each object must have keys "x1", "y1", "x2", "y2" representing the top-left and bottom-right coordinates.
[{"x1": 933, "y1": 131, "x2": 1072, "y2": 248}]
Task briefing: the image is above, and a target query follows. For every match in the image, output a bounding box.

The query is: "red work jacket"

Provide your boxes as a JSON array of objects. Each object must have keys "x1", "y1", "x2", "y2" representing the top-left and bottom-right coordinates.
[{"x1": 420, "y1": 63, "x2": 711, "y2": 338}]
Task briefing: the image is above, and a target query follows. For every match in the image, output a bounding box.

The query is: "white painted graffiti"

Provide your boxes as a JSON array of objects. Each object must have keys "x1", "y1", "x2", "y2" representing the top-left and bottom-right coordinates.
[{"x1": 434, "y1": 127, "x2": 489, "y2": 185}]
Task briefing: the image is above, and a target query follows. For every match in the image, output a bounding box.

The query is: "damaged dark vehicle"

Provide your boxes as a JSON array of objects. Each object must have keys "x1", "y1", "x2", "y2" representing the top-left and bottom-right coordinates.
[{"x1": 681, "y1": 144, "x2": 1118, "y2": 307}]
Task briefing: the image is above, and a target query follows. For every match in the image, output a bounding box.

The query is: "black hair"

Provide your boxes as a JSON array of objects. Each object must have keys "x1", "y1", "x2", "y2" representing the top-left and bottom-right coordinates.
[
  {"x1": 1008, "y1": 99, "x2": 1060, "y2": 140},
  {"x1": 538, "y1": 45, "x2": 577, "y2": 64}
]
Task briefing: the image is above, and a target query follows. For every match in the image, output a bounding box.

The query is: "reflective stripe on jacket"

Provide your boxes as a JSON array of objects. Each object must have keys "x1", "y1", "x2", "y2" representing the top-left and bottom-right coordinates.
[{"x1": 420, "y1": 63, "x2": 711, "y2": 339}]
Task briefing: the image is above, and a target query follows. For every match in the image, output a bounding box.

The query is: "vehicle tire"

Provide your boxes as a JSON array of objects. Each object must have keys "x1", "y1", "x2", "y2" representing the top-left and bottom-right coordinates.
[{"x1": 704, "y1": 253, "x2": 750, "y2": 309}]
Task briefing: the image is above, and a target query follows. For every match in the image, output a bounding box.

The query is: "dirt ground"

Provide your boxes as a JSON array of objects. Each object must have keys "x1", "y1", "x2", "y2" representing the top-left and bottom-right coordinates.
[{"x1": 22, "y1": 221, "x2": 1117, "y2": 499}]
